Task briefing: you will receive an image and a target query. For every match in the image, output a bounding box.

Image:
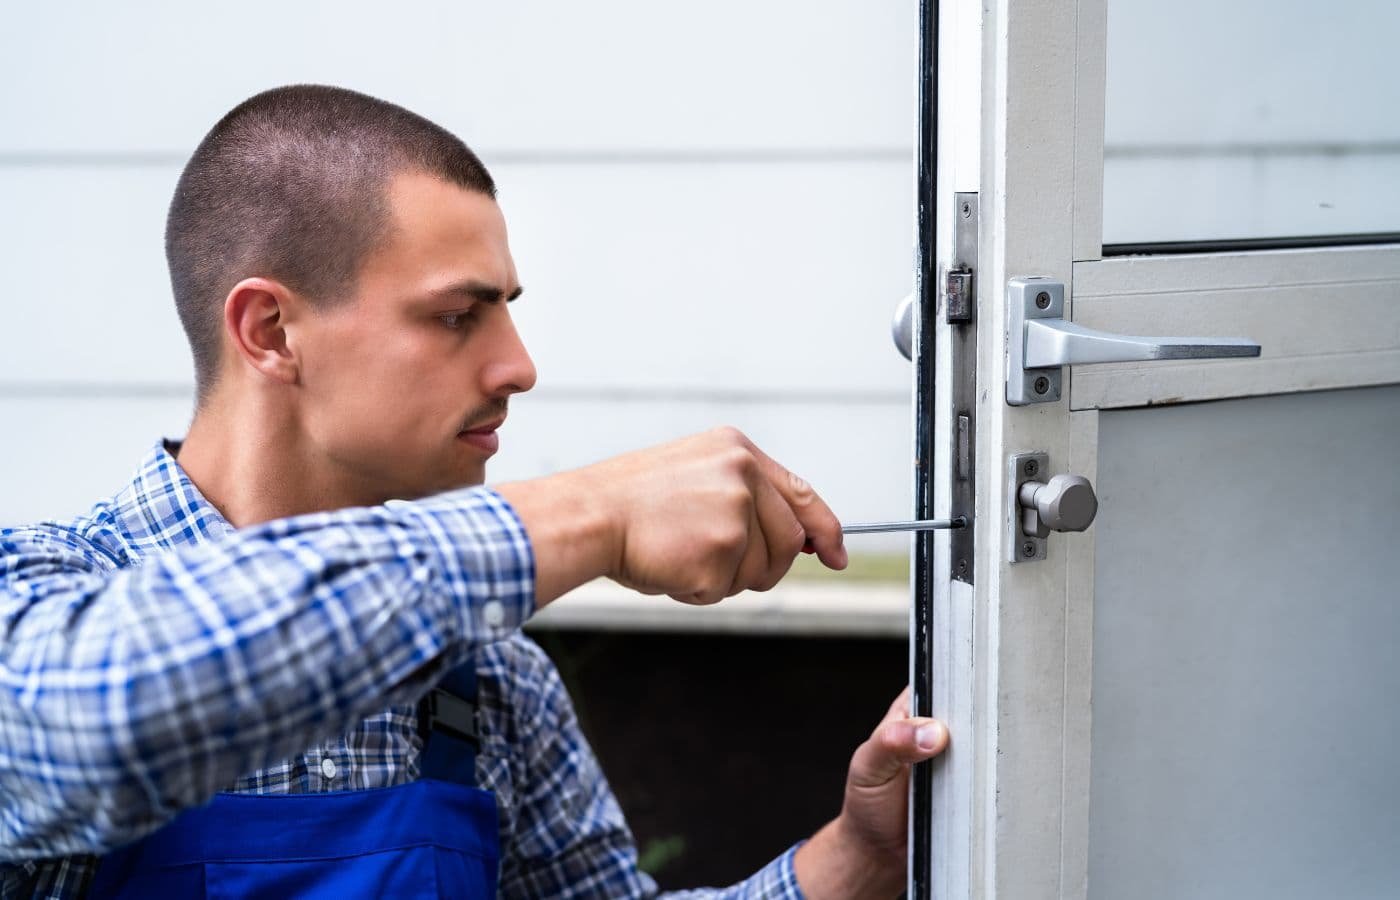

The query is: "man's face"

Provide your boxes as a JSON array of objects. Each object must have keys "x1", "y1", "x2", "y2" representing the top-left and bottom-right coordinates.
[{"x1": 291, "y1": 170, "x2": 536, "y2": 502}]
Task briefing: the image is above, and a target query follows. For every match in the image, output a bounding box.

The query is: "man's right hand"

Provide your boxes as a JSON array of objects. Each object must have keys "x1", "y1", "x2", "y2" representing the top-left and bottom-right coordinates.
[{"x1": 495, "y1": 427, "x2": 847, "y2": 607}]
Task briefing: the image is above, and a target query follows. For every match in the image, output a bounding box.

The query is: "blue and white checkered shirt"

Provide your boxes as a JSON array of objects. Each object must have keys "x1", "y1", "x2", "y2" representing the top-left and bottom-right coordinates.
[{"x1": 0, "y1": 441, "x2": 803, "y2": 898}]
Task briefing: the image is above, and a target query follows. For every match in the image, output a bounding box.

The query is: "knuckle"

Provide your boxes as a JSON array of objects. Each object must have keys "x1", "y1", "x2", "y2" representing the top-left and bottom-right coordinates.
[
  {"x1": 878, "y1": 721, "x2": 907, "y2": 754},
  {"x1": 705, "y1": 504, "x2": 749, "y2": 546},
  {"x1": 722, "y1": 480, "x2": 753, "y2": 511},
  {"x1": 787, "y1": 470, "x2": 815, "y2": 505},
  {"x1": 720, "y1": 445, "x2": 756, "y2": 477},
  {"x1": 713, "y1": 425, "x2": 747, "y2": 447},
  {"x1": 718, "y1": 523, "x2": 748, "y2": 550},
  {"x1": 698, "y1": 529, "x2": 746, "y2": 575},
  {"x1": 697, "y1": 578, "x2": 728, "y2": 603},
  {"x1": 752, "y1": 567, "x2": 785, "y2": 593},
  {"x1": 783, "y1": 521, "x2": 807, "y2": 558}
]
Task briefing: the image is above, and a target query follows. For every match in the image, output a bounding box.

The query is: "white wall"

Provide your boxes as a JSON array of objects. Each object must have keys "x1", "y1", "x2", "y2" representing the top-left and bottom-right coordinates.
[{"x1": 0, "y1": 1, "x2": 919, "y2": 543}]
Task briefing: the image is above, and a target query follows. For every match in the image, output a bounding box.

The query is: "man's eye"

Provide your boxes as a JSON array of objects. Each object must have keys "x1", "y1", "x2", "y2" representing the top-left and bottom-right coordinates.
[{"x1": 438, "y1": 310, "x2": 475, "y2": 330}]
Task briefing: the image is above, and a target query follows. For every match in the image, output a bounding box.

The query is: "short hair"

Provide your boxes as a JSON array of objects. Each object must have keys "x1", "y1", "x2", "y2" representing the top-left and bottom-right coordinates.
[{"x1": 166, "y1": 84, "x2": 497, "y2": 400}]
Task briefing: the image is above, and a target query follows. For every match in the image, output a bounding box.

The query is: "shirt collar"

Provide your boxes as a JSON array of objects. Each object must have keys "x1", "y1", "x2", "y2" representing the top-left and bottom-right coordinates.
[{"x1": 108, "y1": 439, "x2": 236, "y2": 554}]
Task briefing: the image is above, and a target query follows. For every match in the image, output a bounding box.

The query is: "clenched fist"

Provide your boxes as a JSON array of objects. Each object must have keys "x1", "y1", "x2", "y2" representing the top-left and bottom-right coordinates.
[{"x1": 496, "y1": 427, "x2": 848, "y2": 607}]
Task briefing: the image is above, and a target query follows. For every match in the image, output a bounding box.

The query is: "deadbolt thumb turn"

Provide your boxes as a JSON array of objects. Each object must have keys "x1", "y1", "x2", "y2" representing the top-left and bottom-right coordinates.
[
  {"x1": 1010, "y1": 452, "x2": 1099, "y2": 563},
  {"x1": 1020, "y1": 473, "x2": 1097, "y2": 538}
]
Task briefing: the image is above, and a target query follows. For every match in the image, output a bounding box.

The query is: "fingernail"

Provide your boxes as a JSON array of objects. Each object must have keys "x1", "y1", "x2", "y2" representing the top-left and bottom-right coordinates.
[{"x1": 916, "y1": 723, "x2": 943, "y2": 751}]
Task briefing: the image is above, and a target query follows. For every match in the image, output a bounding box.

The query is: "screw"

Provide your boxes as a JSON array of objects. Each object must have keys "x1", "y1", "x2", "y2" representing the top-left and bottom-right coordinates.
[
  {"x1": 961, "y1": 201, "x2": 972, "y2": 218},
  {"x1": 1023, "y1": 459, "x2": 1039, "y2": 477},
  {"x1": 1021, "y1": 541, "x2": 1037, "y2": 558},
  {"x1": 956, "y1": 558, "x2": 968, "y2": 573},
  {"x1": 1033, "y1": 376, "x2": 1051, "y2": 395},
  {"x1": 1035, "y1": 291, "x2": 1051, "y2": 309}
]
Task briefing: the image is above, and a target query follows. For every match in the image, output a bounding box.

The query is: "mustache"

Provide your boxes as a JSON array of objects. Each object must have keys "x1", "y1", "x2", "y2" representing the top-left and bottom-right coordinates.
[{"x1": 460, "y1": 399, "x2": 509, "y2": 432}]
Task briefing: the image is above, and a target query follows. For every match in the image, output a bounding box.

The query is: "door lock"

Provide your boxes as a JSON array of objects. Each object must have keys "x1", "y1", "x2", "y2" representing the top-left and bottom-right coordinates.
[
  {"x1": 1009, "y1": 453, "x2": 1099, "y2": 562},
  {"x1": 1019, "y1": 474, "x2": 1096, "y2": 538}
]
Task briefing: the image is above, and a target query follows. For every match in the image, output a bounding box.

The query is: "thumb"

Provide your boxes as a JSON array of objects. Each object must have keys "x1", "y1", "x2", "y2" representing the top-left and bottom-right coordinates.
[{"x1": 847, "y1": 717, "x2": 949, "y2": 790}]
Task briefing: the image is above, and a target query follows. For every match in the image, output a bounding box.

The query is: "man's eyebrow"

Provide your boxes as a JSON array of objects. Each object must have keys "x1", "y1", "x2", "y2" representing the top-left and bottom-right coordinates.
[{"x1": 428, "y1": 280, "x2": 524, "y2": 305}]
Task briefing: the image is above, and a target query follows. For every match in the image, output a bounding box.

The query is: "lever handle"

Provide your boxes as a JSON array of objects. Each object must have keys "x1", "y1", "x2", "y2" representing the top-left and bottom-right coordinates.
[
  {"x1": 1024, "y1": 319, "x2": 1261, "y2": 368},
  {"x1": 1007, "y1": 277, "x2": 1263, "y2": 405}
]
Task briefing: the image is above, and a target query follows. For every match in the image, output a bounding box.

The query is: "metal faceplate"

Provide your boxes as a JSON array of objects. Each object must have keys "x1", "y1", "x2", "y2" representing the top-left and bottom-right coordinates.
[
  {"x1": 947, "y1": 192, "x2": 978, "y2": 583},
  {"x1": 1006, "y1": 277, "x2": 1065, "y2": 405},
  {"x1": 1008, "y1": 452, "x2": 1049, "y2": 563}
]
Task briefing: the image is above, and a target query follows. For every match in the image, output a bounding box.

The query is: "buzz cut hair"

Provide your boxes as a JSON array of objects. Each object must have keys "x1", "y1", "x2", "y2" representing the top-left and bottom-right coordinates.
[{"x1": 166, "y1": 84, "x2": 497, "y2": 401}]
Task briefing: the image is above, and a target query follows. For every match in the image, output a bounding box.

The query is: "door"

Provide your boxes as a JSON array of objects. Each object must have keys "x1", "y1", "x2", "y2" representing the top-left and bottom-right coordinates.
[{"x1": 909, "y1": 0, "x2": 1400, "y2": 897}]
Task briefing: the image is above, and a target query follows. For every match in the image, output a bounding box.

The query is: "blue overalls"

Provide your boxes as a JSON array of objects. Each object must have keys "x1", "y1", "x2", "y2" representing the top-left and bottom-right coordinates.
[{"x1": 87, "y1": 663, "x2": 498, "y2": 898}]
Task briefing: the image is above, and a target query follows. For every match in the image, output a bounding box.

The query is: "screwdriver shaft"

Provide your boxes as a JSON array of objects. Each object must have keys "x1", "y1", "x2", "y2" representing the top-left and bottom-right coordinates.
[
  {"x1": 842, "y1": 517, "x2": 967, "y2": 534},
  {"x1": 802, "y1": 516, "x2": 968, "y2": 555}
]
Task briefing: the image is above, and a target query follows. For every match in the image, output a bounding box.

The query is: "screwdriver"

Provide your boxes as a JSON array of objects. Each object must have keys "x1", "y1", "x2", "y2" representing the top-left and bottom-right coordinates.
[{"x1": 802, "y1": 516, "x2": 967, "y2": 553}]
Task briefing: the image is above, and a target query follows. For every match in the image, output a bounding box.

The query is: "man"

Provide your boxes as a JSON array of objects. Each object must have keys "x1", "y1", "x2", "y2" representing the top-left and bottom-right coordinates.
[{"x1": 0, "y1": 85, "x2": 948, "y2": 898}]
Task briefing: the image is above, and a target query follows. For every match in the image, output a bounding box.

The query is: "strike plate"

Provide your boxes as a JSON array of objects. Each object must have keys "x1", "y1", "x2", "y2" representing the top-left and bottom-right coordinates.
[{"x1": 1008, "y1": 451, "x2": 1048, "y2": 563}]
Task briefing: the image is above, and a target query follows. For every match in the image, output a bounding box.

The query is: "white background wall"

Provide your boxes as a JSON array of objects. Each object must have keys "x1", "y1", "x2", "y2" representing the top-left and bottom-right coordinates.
[{"x1": 0, "y1": 1, "x2": 920, "y2": 541}]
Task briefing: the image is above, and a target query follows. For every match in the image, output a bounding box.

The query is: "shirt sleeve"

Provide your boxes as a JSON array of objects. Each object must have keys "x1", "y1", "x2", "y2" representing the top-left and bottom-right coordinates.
[
  {"x1": 658, "y1": 846, "x2": 806, "y2": 900},
  {"x1": 0, "y1": 486, "x2": 534, "y2": 862},
  {"x1": 496, "y1": 639, "x2": 805, "y2": 900}
]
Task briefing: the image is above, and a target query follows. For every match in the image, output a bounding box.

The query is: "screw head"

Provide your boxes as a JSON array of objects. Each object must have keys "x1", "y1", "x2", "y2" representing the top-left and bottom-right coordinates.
[
  {"x1": 1033, "y1": 376, "x2": 1051, "y2": 395},
  {"x1": 956, "y1": 558, "x2": 968, "y2": 574},
  {"x1": 1021, "y1": 541, "x2": 1037, "y2": 558},
  {"x1": 1035, "y1": 291, "x2": 1051, "y2": 309},
  {"x1": 961, "y1": 202, "x2": 972, "y2": 218},
  {"x1": 1024, "y1": 459, "x2": 1039, "y2": 477}
]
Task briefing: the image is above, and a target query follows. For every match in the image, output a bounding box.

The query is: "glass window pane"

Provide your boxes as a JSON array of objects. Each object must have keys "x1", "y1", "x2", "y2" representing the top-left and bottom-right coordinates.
[{"x1": 1103, "y1": 0, "x2": 1400, "y2": 247}]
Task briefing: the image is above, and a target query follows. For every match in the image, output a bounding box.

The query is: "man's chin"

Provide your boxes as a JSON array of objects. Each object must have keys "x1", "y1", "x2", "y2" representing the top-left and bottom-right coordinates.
[
  {"x1": 383, "y1": 468, "x2": 486, "y2": 504},
  {"x1": 434, "y1": 465, "x2": 489, "y2": 494}
]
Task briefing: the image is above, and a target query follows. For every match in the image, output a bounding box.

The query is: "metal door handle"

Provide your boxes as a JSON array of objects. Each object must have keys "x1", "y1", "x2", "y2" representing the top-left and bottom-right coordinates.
[
  {"x1": 1025, "y1": 319, "x2": 1261, "y2": 368},
  {"x1": 1008, "y1": 277, "x2": 1261, "y2": 405}
]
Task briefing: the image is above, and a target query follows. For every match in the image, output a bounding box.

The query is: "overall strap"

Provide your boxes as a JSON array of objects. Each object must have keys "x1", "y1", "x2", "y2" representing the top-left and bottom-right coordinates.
[{"x1": 418, "y1": 659, "x2": 481, "y2": 787}]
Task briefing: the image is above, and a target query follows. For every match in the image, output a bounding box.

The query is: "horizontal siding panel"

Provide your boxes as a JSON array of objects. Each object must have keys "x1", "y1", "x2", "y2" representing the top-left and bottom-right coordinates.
[{"x1": 0, "y1": 0, "x2": 915, "y2": 155}]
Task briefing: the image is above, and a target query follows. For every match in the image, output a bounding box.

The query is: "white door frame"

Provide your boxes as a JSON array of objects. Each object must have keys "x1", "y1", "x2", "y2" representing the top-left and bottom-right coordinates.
[{"x1": 920, "y1": 0, "x2": 1400, "y2": 896}]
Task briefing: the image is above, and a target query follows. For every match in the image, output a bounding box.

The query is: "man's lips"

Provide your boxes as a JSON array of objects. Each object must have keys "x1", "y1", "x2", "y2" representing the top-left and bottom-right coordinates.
[{"x1": 457, "y1": 417, "x2": 505, "y2": 454}]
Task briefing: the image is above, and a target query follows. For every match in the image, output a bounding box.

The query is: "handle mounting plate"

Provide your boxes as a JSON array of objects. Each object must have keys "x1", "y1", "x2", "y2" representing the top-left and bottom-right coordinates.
[{"x1": 1007, "y1": 278, "x2": 1065, "y2": 406}]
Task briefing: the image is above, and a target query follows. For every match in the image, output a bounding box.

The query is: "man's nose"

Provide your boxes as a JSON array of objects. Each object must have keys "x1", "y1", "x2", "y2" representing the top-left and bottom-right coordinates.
[{"x1": 482, "y1": 311, "x2": 537, "y2": 397}]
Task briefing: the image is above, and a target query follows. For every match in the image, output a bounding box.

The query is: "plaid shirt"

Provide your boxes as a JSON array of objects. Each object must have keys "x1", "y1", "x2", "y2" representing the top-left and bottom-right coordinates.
[{"x1": 0, "y1": 441, "x2": 803, "y2": 898}]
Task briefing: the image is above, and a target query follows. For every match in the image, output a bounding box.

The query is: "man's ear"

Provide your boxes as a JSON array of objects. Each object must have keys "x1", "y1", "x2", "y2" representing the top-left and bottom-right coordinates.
[{"x1": 222, "y1": 277, "x2": 303, "y2": 386}]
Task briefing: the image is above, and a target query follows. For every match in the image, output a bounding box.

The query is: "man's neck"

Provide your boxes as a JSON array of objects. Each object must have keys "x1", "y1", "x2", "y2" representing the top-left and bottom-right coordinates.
[{"x1": 177, "y1": 392, "x2": 371, "y2": 529}]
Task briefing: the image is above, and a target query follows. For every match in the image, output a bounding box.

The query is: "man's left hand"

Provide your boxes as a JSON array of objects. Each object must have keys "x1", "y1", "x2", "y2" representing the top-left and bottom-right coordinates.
[{"x1": 793, "y1": 687, "x2": 949, "y2": 899}]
